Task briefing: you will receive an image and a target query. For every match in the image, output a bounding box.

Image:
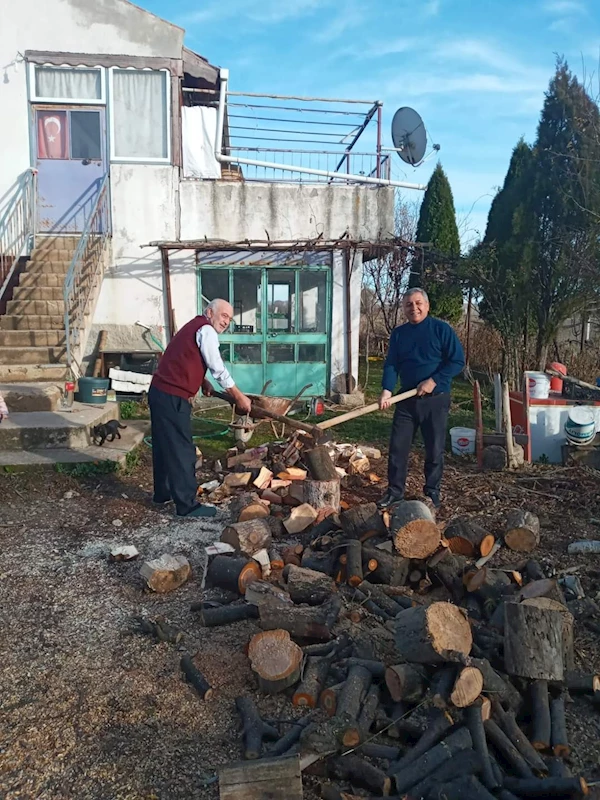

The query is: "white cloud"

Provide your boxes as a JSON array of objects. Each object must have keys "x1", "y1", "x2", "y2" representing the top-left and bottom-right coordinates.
[
  {"x1": 181, "y1": 0, "x2": 328, "y2": 26},
  {"x1": 435, "y1": 39, "x2": 519, "y2": 74},
  {"x1": 312, "y1": 3, "x2": 365, "y2": 43}
]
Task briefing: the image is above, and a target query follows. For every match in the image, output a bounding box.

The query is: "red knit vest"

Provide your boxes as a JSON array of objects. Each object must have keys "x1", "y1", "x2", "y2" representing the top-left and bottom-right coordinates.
[{"x1": 151, "y1": 315, "x2": 211, "y2": 399}]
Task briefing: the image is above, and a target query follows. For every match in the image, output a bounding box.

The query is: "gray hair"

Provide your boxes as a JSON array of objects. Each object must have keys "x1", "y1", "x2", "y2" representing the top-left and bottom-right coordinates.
[
  {"x1": 403, "y1": 287, "x2": 429, "y2": 302},
  {"x1": 204, "y1": 298, "x2": 230, "y2": 314}
]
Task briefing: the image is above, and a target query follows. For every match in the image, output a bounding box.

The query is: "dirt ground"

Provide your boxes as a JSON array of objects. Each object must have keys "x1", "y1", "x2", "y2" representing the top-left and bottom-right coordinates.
[{"x1": 1, "y1": 445, "x2": 600, "y2": 799}]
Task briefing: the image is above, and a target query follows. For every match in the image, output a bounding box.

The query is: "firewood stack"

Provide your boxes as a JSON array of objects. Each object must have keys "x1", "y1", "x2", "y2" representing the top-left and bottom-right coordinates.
[{"x1": 192, "y1": 442, "x2": 596, "y2": 799}]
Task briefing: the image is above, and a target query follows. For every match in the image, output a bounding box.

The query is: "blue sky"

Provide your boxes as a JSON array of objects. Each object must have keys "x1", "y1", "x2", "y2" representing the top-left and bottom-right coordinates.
[{"x1": 141, "y1": 0, "x2": 599, "y2": 248}]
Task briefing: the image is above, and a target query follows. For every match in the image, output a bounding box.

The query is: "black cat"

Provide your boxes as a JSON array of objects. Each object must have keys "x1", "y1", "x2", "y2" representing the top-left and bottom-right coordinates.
[{"x1": 91, "y1": 420, "x2": 127, "y2": 446}]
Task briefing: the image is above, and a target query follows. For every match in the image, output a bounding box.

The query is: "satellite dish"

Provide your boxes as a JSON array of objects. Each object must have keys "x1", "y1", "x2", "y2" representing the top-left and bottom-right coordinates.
[{"x1": 391, "y1": 107, "x2": 427, "y2": 166}]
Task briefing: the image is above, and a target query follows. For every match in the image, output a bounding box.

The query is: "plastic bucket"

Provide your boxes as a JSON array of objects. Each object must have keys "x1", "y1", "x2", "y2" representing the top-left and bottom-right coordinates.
[
  {"x1": 548, "y1": 362, "x2": 567, "y2": 393},
  {"x1": 564, "y1": 406, "x2": 596, "y2": 445},
  {"x1": 528, "y1": 372, "x2": 550, "y2": 399},
  {"x1": 450, "y1": 427, "x2": 476, "y2": 455},
  {"x1": 75, "y1": 377, "x2": 109, "y2": 405}
]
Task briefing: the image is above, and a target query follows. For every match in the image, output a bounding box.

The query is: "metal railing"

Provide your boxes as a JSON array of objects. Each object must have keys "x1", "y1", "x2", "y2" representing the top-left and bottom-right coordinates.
[
  {"x1": 224, "y1": 148, "x2": 392, "y2": 183},
  {"x1": 0, "y1": 169, "x2": 37, "y2": 298},
  {"x1": 64, "y1": 173, "x2": 111, "y2": 371}
]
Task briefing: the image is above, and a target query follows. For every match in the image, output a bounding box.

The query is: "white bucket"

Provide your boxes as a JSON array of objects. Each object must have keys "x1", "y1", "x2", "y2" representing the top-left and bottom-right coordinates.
[
  {"x1": 528, "y1": 372, "x2": 551, "y2": 399},
  {"x1": 450, "y1": 427, "x2": 476, "y2": 455},
  {"x1": 565, "y1": 407, "x2": 596, "y2": 445}
]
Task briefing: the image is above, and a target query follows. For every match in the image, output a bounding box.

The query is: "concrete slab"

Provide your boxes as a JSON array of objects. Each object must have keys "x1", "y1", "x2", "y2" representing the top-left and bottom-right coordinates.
[
  {"x1": 0, "y1": 402, "x2": 118, "y2": 450},
  {"x1": 0, "y1": 420, "x2": 149, "y2": 469},
  {"x1": 1, "y1": 382, "x2": 63, "y2": 412}
]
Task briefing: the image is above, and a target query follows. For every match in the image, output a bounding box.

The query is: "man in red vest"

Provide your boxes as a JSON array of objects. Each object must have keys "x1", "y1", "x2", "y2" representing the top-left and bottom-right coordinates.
[{"x1": 149, "y1": 299, "x2": 252, "y2": 518}]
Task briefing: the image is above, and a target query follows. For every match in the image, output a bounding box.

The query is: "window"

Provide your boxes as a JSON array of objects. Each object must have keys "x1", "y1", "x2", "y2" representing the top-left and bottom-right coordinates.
[
  {"x1": 36, "y1": 109, "x2": 102, "y2": 162},
  {"x1": 300, "y1": 271, "x2": 327, "y2": 332},
  {"x1": 201, "y1": 269, "x2": 230, "y2": 305},
  {"x1": 30, "y1": 64, "x2": 105, "y2": 103},
  {"x1": 233, "y1": 270, "x2": 261, "y2": 333},
  {"x1": 110, "y1": 68, "x2": 170, "y2": 162},
  {"x1": 70, "y1": 111, "x2": 102, "y2": 160}
]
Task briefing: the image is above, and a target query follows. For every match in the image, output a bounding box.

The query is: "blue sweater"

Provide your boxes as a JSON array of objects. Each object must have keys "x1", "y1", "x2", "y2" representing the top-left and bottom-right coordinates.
[{"x1": 382, "y1": 316, "x2": 465, "y2": 394}]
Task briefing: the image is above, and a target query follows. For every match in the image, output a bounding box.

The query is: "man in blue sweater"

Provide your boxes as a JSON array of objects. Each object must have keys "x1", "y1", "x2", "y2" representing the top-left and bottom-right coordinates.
[{"x1": 378, "y1": 288, "x2": 465, "y2": 510}]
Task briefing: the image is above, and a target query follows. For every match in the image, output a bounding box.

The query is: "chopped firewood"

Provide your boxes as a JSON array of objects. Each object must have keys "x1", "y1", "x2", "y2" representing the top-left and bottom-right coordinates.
[
  {"x1": 334, "y1": 664, "x2": 372, "y2": 746},
  {"x1": 226, "y1": 445, "x2": 268, "y2": 468},
  {"x1": 348, "y1": 453, "x2": 370, "y2": 475},
  {"x1": 390, "y1": 727, "x2": 473, "y2": 795},
  {"x1": 338, "y1": 658, "x2": 386, "y2": 679},
  {"x1": 491, "y1": 699, "x2": 547, "y2": 772},
  {"x1": 277, "y1": 467, "x2": 307, "y2": 481},
  {"x1": 504, "y1": 509, "x2": 541, "y2": 552},
  {"x1": 248, "y1": 629, "x2": 303, "y2": 694},
  {"x1": 550, "y1": 692, "x2": 570, "y2": 757},
  {"x1": 284, "y1": 564, "x2": 336, "y2": 605},
  {"x1": 219, "y1": 755, "x2": 304, "y2": 800},
  {"x1": 223, "y1": 472, "x2": 253, "y2": 489},
  {"x1": 389, "y1": 708, "x2": 454, "y2": 773},
  {"x1": 345, "y1": 540, "x2": 363, "y2": 587},
  {"x1": 357, "y1": 580, "x2": 405, "y2": 616},
  {"x1": 301, "y1": 548, "x2": 338, "y2": 576},
  {"x1": 385, "y1": 663, "x2": 427, "y2": 703},
  {"x1": 444, "y1": 516, "x2": 496, "y2": 557},
  {"x1": 504, "y1": 598, "x2": 573, "y2": 681},
  {"x1": 284, "y1": 503, "x2": 318, "y2": 534},
  {"x1": 357, "y1": 683, "x2": 380, "y2": 737},
  {"x1": 251, "y1": 548, "x2": 271, "y2": 578},
  {"x1": 362, "y1": 545, "x2": 410, "y2": 586},
  {"x1": 450, "y1": 666, "x2": 484, "y2": 707},
  {"x1": 392, "y1": 501, "x2": 441, "y2": 559},
  {"x1": 304, "y1": 479, "x2": 340, "y2": 512},
  {"x1": 230, "y1": 492, "x2": 271, "y2": 522},
  {"x1": 304, "y1": 445, "x2": 339, "y2": 481},
  {"x1": 269, "y1": 546, "x2": 284, "y2": 570},
  {"x1": 110, "y1": 545, "x2": 139, "y2": 561},
  {"x1": 206, "y1": 554, "x2": 261, "y2": 595},
  {"x1": 563, "y1": 672, "x2": 600, "y2": 695},
  {"x1": 502, "y1": 776, "x2": 589, "y2": 797},
  {"x1": 462, "y1": 656, "x2": 522, "y2": 713},
  {"x1": 282, "y1": 545, "x2": 304, "y2": 567},
  {"x1": 393, "y1": 602, "x2": 473, "y2": 663},
  {"x1": 530, "y1": 680, "x2": 552, "y2": 751},
  {"x1": 180, "y1": 654, "x2": 213, "y2": 700},
  {"x1": 234, "y1": 696, "x2": 281, "y2": 760},
  {"x1": 339, "y1": 502, "x2": 386, "y2": 540},
  {"x1": 406, "y1": 748, "x2": 487, "y2": 799},
  {"x1": 429, "y1": 551, "x2": 469, "y2": 601},
  {"x1": 253, "y1": 467, "x2": 273, "y2": 491},
  {"x1": 465, "y1": 698, "x2": 499, "y2": 790},
  {"x1": 292, "y1": 656, "x2": 331, "y2": 707},
  {"x1": 268, "y1": 714, "x2": 315, "y2": 757},
  {"x1": 484, "y1": 719, "x2": 535, "y2": 779},
  {"x1": 261, "y1": 489, "x2": 282, "y2": 505},
  {"x1": 319, "y1": 682, "x2": 344, "y2": 717},
  {"x1": 140, "y1": 554, "x2": 191, "y2": 594},
  {"x1": 517, "y1": 578, "x2": 566, "y2": 605},
  {"x1": 244, "y1": 580, "x2": 292, "y2": 607},
  {"x1": 221, "y1": 519, "x2": 272, "y2": 556},
  {"x1": 259, "y1": 602, "x2": 331, "y2": 641},
  {"x1": 271, "y1": 479, "x2": 292, "y2": 490},
  {"x1": 430, "y1": 665, "x2": 458, "y2": 709},
  {"x1": 329, "y1": 754, "x2": 392, "y2": 796},
  {"x1": 199, "y1": 603, "x2": 259, "y2": 627}
]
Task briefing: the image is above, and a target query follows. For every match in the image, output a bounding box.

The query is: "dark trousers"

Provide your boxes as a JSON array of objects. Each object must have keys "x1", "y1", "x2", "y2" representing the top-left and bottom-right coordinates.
[
  {"x1": 387, "y1": 392, "x2": 451, "y2": 499},
  {"x1": 148, "y1": 385, "x2": 197, "y2": 516}
]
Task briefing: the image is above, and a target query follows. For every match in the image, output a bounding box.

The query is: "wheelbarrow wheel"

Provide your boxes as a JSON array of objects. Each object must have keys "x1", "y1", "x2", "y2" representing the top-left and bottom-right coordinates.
[{"x1": 233, "y1": 416, "x2": 254, "y2": 444}]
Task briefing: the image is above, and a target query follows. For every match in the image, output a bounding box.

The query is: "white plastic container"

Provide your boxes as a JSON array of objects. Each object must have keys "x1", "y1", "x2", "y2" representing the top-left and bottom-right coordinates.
[
  {"x1": 565, "y1": 406, "x2": 596, "y2": 445},
  {"x1": 450, "y1": 427, "x2": 476, "y2": 455},
  {"x1": 527, "y1": 372, "x2": 551, "y2": 399}
]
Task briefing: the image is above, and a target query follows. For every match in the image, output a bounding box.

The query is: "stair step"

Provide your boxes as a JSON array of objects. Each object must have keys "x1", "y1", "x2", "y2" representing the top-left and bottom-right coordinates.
[
  {"x1": 25, "y1": 261, "x2": 71, "y2": 274},
  {"x1": 13, "y1": 285, "x2": 64, "y2": 301},
  {"x1": 35, "y1": 235, "x2": 80, "y2": 250},
  {"x1": 0, "y1": 402, "x2": 117, "y2": 451},
  {"x1": 0, "y1": 382, "x2": 63, "y2": 412},
  {"x1": 0, "y1": 330, "x2": 66, "y2": 347},
  {"x1": 0, "y1": 314, "x2": 65, "y2": 330},
  {"x1": 0, "y1": 363, "x2": 69, "y2": 382},
  {"x1": 31, "y1": 247, "x2": 76, "y2": 261},
  {"x1": 18, "y1": 273, "x2": 65, "y2": 288},
  {"x1": 0, "y1": 346, "x2": 66, "y2": 365},
  {"x1": 7, "y1": 299, "x2": 65, "y2": 315}
]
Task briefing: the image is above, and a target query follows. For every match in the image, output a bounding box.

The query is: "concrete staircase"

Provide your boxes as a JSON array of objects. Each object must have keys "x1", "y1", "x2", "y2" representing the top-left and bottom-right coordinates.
[{"x1": 0, "y1": 235, "x2": 75, "y2": 383}]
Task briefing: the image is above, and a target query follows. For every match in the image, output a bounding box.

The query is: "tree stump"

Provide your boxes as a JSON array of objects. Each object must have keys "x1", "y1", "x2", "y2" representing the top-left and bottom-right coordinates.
[
  {"x1": 504, "y1": 510, "x2": 540, "y2": 552},
  {"x1": 230, "y1": 492, "x2": 270, "y2": 522},
  {"x1": 504, "y1": 598, "x2": 572, "y2": 681},
  {"x1": 393, "y1": 602, "x2": 473, "y2": 664},
  {"x1": 206, "y1": 555, "x2": 261, "y2": 595},
  {"x1": 304, "y1": 446, "x2": 339, "y2": 481},
  {"x1": 248, "y1": 629, "x2": 303, "y2": 694},
  {"x1": 517, "y1": 579, "x2": 566, "y2": 606},
  {"x1": 392, "y1": 501, "x2": 441, "y2": 559},
  {"x1": 304, "y1": 479, "x2": 341, "y2": 512},
  {"x1": 521, "y1": 598, "x2": 574, "y2": 672},
  {"x1": 284, "y1": 564, "x2": 336, "y2": 605},
  {"x1": 221, "y1": 519, "x2": 272, "y2": 556},
  {"x1": 444, "y1": 517, "x2": 496, "y2": 558}
]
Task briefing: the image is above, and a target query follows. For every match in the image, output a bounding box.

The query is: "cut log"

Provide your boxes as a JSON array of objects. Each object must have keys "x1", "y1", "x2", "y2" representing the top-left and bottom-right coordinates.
[
  {"x1": 219, "y1": 755, "x2": 303, "y2": 800},
  {"x1": 550, "y1": 692, "x2": 570, "y2": 758},
  {"x1": 502, "y1": 776, "x2": 589, "y2": 797},
  {"x1": 140, "y1": 554, "x2": 191, "y2": 593},
  {"x1": 361, "y1": 742, "x2": 401, "y2": 762},
  {"x1": 362, "y1": 545, "x2": 410, "y2": 586},
  {"x1": 206, "y1": 555, "x2": 261, "y2": 595},
  {"x1": 180, "y1": 654, "x2": 213, "y2": 700},
  {"x1": 200, "y1": 603, "x2": 259, "y2": 627},
  {"x1": 304, "y1": 446, "x2": 339, "y2": 481},
  {"x1": 564, "y1": 672, "x2": 600, "y2": 695},
  {"x1": 392, "y1": 501, "x2": 440, "y2": 559},
  {"x1": 284, "y1": 503, "x2": 319, "y2": 534},
  {"x1": 252, "y1": 548, "x2": 271, "y2": 578},
  {"x1": 428, "y1": 775, "x2": 497, "y2": 800},
  {"x1": 301, "y1": 548, "x2": 338, "y2": 576},
  {"x1": 429, "y1": 552, "x2": 468, "y2": 601},
  {"x1": 335, "y1": 665, "x2": 372, "y2": 746},
  {"x1": 269, "y1": 546, "x2": 284, "y2": 570},
  {"x1": 347, "y1": 587, "x2": 390, "y2": 620},
  {"x1": 385, "y1": 664, "x2": 427, "y2": 703},
  {"x1": 235, "y1": 696, "x2": 279, "y2": 760},
  {"x1": 304, "y1": 479, "x2": 340, "y2": 512},
  {"x1": 406, "y1": 748, "x2": 485, "y2": 800},
  {"x1": 430, "y1": 665, "x2": 457, "y2": 709},
  {"x1": 450, "y1": 666, "x2": 484, "y2": 708},
  {"x1": 461, "y1": 656, "x2": 522, "y2": 713},
  {"x1": 357, "y1": 580, "x2": 405, "y2": 617},
  {"x1": 390, "y1": 727, "x2": 473, "y2": 795},
  {"x1": 339, "y1": 502, "x2": 386, "y2": 540},
  {"x1": 223, "y1": 471, "x2": 253, "y2": 489},
  {"x1": 393, "y1": 602, "x2": 473, "y2": 664},
  {"x1": 484, "y1": 719, "x2": 534, "y2": 779},
  {"x1": 444, "y1": 517, "x2": 496, "y2": 558},
  {"x1": 389, "y1": 708, "x2": 454, "y2": 772},
  {"x1": 221, "y1": 519, "x2": 272, "y2": 556},
  {"x1": 267, "y1": 714, "x2": 315, "y2": 757},
  {"x1": 230, "y1": 492, "x2": 271, "y2": 522},
  {"x1": 284, "y1": 565, "x2": 336, "y2": 606},
  {"x1": 138, "y1": 616, "x2": 184, "y2": 644},
  {"x1": 329, "y1": 754, "x2": 392, "y2": 796},
  {"x1": 517, "y1": 579, "x2": 566, "y2": 605},
  {"x1": 567, "y1": 540, "x2": 600, "y2": 555},
  {"x1": 345, "y1": 540, "x2": 363, "y2": 587},
  {"x1": 252, "y1": 467, "x2": 273, "y2": 491},
  {"x1": 491, "y1": 700, "x2": 547, "y2": 773},
  {"x1": 465, "y1": 699, "x2": 498, "y2": 790},
  {"x1": 482, "y1": 444, "x2": 508, "y2": 471},
  {"x1": 504, "y1": 509, "x2": 541, "y2": 552},
  {"x1": 357, "y1": 683, "x2": 380, "y2": 738},
  {"x1": 467, "y1": 568, "x2": 514, "y2": 603},
  {"x1": 525, "y1": 559, "x2": 547, "y2": 581},
  {"x1": 259, "y1": 603, "x2": 331, "y2": 641},
  {"x1": 292, "y1": 656, "x2": 330, "y2": 707},
  {"x1": 530, "y1": 679, "x2": 551, "y2": 751},
  {"x1": 277, "y1": 467, "x2": 307, "y2": 481},
  {"x1": 244, "y1": 580, "x2": 292, "y2": 608},
  {"x1": 521, "y1": 597, "x2": 574, "y2": 672},
  {"x1": 248, "y1": 629, "x2": 303, "y2": 694},
  {"x1": 282, "y1": 545, "x2": 304, "y2": 567},
  {"x1": 261, "y1": 489, "x2": 283, "y2": 505},
  {"x1": 320, "y1": 682, "x2": 344, "y2": 717},
  {"x1": 504, "y1": 598, "x2": 572, "y2": 680}
]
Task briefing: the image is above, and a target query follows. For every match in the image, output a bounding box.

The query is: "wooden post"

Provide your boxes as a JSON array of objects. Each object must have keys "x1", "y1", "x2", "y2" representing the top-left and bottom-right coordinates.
[
  {"x1": 494, "y1": 373, "x2": 503, "y2": 432},
  {"x1": 523, "y1": 373, "x2": 532, "y2": 464},
  {"x1": 474, "y1": 380, "x2": 484, "y2": 470},
  {"x1": 502, "y1": 381, "x2": 518, "y2": 469}
]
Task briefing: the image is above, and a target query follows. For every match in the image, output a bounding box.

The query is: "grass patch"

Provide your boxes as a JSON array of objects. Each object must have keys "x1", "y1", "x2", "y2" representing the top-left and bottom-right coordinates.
[{"x1": 55, "y1": 460, "x2": 119, "y2": 478}]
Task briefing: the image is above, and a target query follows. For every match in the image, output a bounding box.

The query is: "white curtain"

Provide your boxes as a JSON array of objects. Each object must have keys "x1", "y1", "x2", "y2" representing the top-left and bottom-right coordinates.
[
  {"x1": 182, "y1": 105, "x2": 221, "y2": 179},
  {"x1": 35, "y1": 67, "x2": 101, "y2": 100},
  {"x1": 112, "y1": 70, "x2": 168, "y2": 160}
]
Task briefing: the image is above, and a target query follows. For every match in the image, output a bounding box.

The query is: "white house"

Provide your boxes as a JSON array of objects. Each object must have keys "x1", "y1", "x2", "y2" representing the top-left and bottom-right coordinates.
[{"x1": 0, "y1": 0, "x2": 421, "y2": 399}]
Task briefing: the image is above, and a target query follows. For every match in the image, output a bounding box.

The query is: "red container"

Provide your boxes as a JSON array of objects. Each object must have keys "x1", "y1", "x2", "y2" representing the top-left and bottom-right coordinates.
[{"x1": 547, "y1": 362, "x2": 567, "y2": 393}]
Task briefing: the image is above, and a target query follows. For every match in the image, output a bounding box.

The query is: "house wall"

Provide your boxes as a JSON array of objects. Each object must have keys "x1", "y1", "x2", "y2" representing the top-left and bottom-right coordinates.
[{"x1": 0, "y1": 0, "x2": 183, "y2": 204}]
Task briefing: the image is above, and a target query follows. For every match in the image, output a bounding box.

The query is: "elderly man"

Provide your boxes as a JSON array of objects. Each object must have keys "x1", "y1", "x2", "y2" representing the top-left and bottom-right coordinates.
[
  {"x1": 149, "y1": 299, "x2": 251, "y2": 518},
  {"x1": 378, "y1": 288, "x2": 465, "y2": 510}
]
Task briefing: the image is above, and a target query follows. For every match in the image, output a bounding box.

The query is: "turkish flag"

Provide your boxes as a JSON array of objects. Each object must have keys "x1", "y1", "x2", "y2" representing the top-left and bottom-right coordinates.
[{"x1": 37, "y1": 111, "x2": 68, "y2": 159}]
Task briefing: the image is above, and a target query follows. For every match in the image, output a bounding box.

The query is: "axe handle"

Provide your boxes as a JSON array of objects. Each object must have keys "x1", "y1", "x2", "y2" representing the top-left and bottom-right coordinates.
[
  {"x1": 210, "y1": 390, "x2": 323, "y2": 437},
  {"x1": 317, "y1": 388, "x2": 418, "y2": 431}
]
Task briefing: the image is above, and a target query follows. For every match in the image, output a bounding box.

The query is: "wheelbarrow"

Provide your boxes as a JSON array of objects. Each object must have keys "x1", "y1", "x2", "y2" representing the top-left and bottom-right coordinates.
[{"x1": 227, "y1": 380, "x2": 314, "y2": 443}]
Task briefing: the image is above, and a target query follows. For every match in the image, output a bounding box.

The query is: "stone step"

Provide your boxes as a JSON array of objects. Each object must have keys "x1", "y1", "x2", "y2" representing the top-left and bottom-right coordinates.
[
  {"x1": 0, "y1": 382, "x2": 63, "y2": 412},
  {"x1": 0, "y1": 402, "x2": 117, "y2": 451},
  {"x1": 13, "y1": 285, "x2": 64, "y2": 301},
  {"x1": 0, "y1": 314, "x2": 64, "y2": 330},
  {"x1": 0, "y1": 329, "x2": 66, "y2": 347},
  {"x1": 7, "y1": 299, "x2": 65, "y2": 315},
  {"x1": 0, "y1": 346, "x2": 66, "y2": 365},
  {"x1": 24, "y1": 261, "x2": 71, "y2": 274},
  {"x1": 0, "y1": 363, "x2": 69, "y2": 382},
  {"x1": 31, "y1": 246, "x2": 77, "y2": 260},
  {"x1": 35, "y1": 235, "x2": 80, "y2": 251},
  {"x1": 18, "y1": 273, "x2": 66, "y2": 288}
]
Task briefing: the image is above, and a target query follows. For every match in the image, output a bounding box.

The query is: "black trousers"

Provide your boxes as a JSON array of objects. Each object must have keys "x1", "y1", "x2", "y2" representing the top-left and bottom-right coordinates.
[
  {"x1": 148, "y1": 385, "x2": 197, "y2": 516},
  {"x1": 387, "y1": 392, "x2": 451, "y2": 499}
]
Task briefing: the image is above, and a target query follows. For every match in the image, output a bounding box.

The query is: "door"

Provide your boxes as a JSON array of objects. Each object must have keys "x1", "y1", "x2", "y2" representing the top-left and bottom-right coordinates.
[
  {"x1": 35, "y1": 107, "x2": 106, "y2": 233},
  {"x1": 199, "y1": 265, "x2": 330, "y2": 397}
]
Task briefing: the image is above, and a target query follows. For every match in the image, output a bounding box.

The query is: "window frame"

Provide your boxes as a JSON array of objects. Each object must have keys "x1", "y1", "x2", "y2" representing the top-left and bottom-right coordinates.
[
  {"x1": 28, "y1": 63, "x2": 106, "y2": 105},
  {"x1": 108, "y1": 66, "x2": 171, "y2": 165}
]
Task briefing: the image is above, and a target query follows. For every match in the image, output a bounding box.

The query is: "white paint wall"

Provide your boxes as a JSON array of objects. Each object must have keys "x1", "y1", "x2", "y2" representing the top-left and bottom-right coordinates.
[{"x1": 331, "y1": 250, "x2": 362, "y2": 391}]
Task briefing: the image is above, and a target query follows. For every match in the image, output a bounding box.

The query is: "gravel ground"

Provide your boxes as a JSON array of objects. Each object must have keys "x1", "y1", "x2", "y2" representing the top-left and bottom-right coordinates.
[{"x1": 1, "y1": 447, "x2": 600, "y2": 799}]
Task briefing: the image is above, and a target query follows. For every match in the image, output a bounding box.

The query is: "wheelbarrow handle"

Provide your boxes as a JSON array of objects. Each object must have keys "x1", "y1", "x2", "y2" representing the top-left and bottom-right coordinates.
[{"x1": 209, "y1": 390, "x2": 323, "y2": 438}]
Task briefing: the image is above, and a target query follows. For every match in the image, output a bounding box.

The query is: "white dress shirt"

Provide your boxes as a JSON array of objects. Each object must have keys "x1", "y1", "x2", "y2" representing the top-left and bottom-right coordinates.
[{"x1": 196, "y1": 325, "x2": 235, "y2": 390}]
